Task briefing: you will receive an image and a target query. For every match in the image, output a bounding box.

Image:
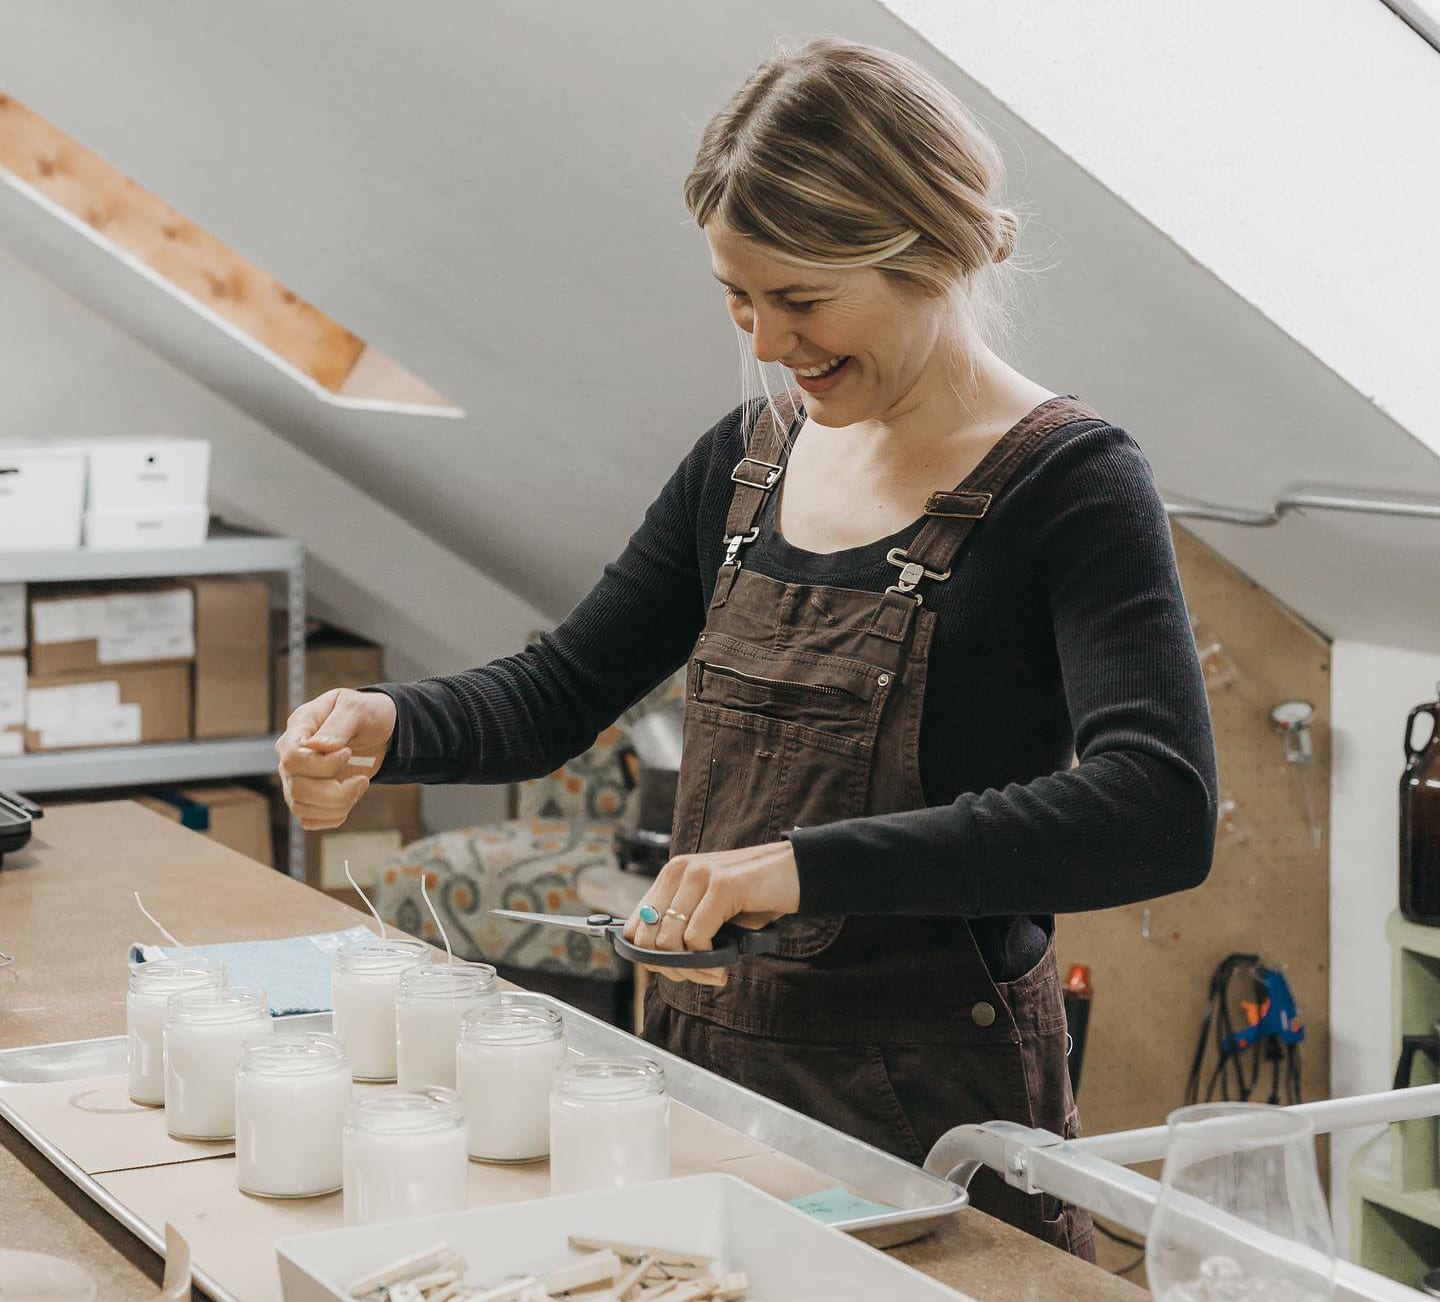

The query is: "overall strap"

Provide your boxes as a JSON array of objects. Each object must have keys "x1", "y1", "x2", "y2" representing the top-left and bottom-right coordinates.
[
  {"x1": 711, "y1": 398, "x2": 795, "y2": 607},
  {"x1": 866, "y1": 395, "x2": 1102, "y2": 642}
]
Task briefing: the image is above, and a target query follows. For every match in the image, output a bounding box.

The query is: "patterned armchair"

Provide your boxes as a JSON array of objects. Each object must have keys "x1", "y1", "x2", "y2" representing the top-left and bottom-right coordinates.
[{"x1": 372, "y1": 662, "x2": 685, "y2": 1014}]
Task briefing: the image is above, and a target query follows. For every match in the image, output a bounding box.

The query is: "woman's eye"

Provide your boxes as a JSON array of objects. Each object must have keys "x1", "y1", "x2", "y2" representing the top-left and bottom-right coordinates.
[{"x1": 786, "y1": 300, "x2": 821, "y2": 314}]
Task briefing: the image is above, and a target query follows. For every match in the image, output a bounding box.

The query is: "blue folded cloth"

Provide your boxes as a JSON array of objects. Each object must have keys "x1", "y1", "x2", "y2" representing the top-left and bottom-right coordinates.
[{"x1": 128, "y1": 925, "x2": 376, "y2": 1015}]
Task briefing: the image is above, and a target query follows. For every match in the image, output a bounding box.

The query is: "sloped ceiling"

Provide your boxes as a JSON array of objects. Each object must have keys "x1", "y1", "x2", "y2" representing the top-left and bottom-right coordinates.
[{"x1": 2, "y1": 0, "x2": 1437, "y2": 649}]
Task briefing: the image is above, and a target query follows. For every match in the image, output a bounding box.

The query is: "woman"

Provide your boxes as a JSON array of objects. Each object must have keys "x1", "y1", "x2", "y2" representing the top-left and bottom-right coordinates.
[{"x1": 277, "y1": 38, "x2": 1217, "y2": 1259}]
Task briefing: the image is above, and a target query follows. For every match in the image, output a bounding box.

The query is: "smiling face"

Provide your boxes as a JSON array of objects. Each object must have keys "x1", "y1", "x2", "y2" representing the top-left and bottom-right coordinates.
[{"x1": 706, "y1": 218, "x2": 958, "y2": 429}]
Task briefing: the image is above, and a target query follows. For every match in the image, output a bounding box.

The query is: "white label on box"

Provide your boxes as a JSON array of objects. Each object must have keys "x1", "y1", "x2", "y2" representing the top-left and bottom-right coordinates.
[
  {"x1": 0, "y1": 730, "x2": 22, "y2": 757},
  {"x1": 97, "y1": 590, "x2": 194, "y2": 663},
  {"x1": 0, "y1": 584, "x2": 24, "y2": 651},
  {"x1": 26, "y1": 680, "x2": 122, "y2": 731},
  {"x1": 39, "y1": 702, "x2": 142, "y2": 749},
  {"x1": 0, "y1": 656, "x2": 23, "y2": 728},
  {"x1": 319, "y1": 831, "x2": 402, "y2": 892},
  {"x1": 32, "y1": 596, "x2": 108, "y2": 645}
]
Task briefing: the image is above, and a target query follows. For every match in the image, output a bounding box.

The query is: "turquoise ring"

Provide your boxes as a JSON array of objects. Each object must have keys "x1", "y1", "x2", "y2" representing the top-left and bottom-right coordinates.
[{"x1": 638, "y1": 904, "x2": 661, "y2": 926}]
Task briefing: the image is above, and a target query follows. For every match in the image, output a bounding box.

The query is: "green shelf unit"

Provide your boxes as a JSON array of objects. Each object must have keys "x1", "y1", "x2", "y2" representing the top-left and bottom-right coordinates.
[{"x1": 1348, "y1": 912, "x2": 1440, "y2": 1284}]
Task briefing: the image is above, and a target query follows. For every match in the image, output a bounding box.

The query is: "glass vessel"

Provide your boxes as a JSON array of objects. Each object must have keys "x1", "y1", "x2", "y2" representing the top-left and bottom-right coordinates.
[
  {"x1": 456, "y1": 1001, "x2": 565, "y2": 1162},
  {"x1": 235, "y1": 1032, "x2": 350, "y2": 1197},
  {"x1": 395, "y1": 961, "x2": 498, "y2": 1090},
  {"x1": 342, "y1": 1087, "x2": 467, "y2": 1226},
  {"x1": 331, "y1": 937, "x2": 428, "y2": 1082},
  {"x1": 1146, "y1": 1103, "x2": 1335, "y2": 1302},
  {"x1": 550, "y1": 1056, "x2": 669, "y2": 1196}
]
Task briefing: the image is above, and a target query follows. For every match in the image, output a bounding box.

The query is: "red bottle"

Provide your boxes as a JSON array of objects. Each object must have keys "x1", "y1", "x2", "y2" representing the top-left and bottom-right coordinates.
[{"x1": 1401, "y1": 687, "x2": 1440, "y2": 926}]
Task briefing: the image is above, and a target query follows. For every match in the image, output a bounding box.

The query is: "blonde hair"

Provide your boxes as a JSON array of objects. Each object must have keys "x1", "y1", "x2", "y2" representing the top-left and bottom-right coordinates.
[{"x1": 685, "y1": 37, "x2": 1026, "y2": 429}]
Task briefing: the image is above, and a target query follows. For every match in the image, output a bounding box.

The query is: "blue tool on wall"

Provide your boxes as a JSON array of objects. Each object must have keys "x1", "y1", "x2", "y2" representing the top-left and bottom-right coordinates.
[{"x1": 1186, "y1": 952, "x2": 1305, "y2": 1105}]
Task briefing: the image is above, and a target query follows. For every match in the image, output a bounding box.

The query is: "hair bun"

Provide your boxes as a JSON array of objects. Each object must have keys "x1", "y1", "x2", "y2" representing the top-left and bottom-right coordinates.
[{"x1": 991, "y1": 209, "x2": 1018, "y2": 264}]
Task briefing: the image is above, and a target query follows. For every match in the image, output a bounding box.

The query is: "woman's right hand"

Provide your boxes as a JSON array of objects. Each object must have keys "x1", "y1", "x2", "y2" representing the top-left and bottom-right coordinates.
[{"x1": 275, "y1": 688, "x2": 398, "y2": 830}]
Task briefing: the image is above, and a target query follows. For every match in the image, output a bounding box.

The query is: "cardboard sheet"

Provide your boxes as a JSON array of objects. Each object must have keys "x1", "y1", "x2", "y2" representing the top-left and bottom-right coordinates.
[{"x1": 0, "y1": 1072, "x2": 234, "y2": 1173}]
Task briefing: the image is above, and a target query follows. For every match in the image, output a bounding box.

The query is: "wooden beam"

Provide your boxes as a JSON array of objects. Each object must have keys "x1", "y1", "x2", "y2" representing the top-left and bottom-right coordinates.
[{"x1": 0, "y1": 91, "x2": 451, "y2": 409}]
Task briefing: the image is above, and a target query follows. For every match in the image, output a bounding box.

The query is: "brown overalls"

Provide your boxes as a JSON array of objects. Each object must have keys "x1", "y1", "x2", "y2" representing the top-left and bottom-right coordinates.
[{"x1": 643, "y1": 395, "x2": 1098, "y2": 1260}]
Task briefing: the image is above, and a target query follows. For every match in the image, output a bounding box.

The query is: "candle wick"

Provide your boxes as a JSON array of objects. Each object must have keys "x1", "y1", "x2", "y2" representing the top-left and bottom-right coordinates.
[
  {"x1": 345, "y1": 861, "x2": 387, "y2": 941},
  {"x1": 420, "y1": 874, "x2": 453, "y2": 967},
  {"x1": 134, "y1": 892, "x2": 185, "y2": 951}
]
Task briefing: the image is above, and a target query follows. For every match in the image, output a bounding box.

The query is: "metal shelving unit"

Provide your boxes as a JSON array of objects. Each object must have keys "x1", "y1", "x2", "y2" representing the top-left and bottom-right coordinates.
[{"x1": 0, "y1": 526, "x2": 307, "y2": 879}]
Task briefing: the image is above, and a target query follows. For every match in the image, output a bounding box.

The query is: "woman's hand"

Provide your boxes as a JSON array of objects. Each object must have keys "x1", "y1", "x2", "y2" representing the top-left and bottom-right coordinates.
[
  {"x1": 275, "y1": 688, "x2": 397, "y2": 830},
  {"x1": 623, "y1": 840, "x2": 801, "y2": 987}
]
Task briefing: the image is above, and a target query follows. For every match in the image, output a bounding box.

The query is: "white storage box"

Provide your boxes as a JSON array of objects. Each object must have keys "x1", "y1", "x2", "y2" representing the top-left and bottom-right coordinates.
[
  {"x1": 0, "y1": 584, "x2": 24, "y2": 651},
  {"x1": 85, "y1": 439, "x2": 210, "y2": 511},
  {"x1": 84, "y1": 506, "x2": 209, "y2": 550},
  {"x1": 0, "y1": 448, "x2": 86, "y2": 551},
  {"x1": 275, "y1": 1173, "x2": 975, "y2": 1302}
]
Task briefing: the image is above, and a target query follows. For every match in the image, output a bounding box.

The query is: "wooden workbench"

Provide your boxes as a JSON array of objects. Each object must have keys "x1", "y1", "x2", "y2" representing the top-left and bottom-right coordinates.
[{"x1": 0, "y1": 802, "x2": 1144, "y2": 1300}]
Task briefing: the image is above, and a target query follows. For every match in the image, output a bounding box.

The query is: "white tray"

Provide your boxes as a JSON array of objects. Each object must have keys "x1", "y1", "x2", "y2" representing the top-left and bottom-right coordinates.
[{"x1": 276, "y1": 1172, "x2": 978, "y2": 1302}]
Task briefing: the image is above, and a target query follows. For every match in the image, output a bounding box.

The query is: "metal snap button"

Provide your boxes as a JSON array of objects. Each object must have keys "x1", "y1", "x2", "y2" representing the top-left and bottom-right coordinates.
[
  {"x1": 970, "y1": 1001, "x2": 997, "y2": 1027},
  {"x1": 877, "y1": 673, "x2": 891, "y2": 686}
]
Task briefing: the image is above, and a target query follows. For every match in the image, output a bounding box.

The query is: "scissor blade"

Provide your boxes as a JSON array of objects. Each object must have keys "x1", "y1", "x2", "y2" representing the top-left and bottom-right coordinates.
[{"x1": 489, "y1": 909, "x2": 611, "y2": 936}]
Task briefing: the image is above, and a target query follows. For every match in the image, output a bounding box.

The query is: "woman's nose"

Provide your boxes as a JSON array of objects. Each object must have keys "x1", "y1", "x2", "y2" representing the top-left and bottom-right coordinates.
[{"x1": 748, "y1": 309, "x2": 797, "y2": 366}]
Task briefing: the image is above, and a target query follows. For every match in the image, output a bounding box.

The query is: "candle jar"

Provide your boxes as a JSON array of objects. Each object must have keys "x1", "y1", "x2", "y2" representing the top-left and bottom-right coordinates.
[
  {"x1": 456, "y1": 1002, "x2": 565, "y2": 1163},
  {"x1": 331, "y1": 937, "x2": 428, "y2": 1082},
  {"x1": 235, "y1": 1033, "x2": 351, "y2": 1198},
  {"x1": 163, "y1": 987, "x2": 272, "y2": 1140},
  {"x1": 126, "y1": 957, "x2": 224, "y2": 1106},
  {"x1": 342, "y1": 1087, "x2": 467, "y2": 1226},
  {"x1": 550, "y1": 1057, "x2": 670, "y2": 1196},
  {"x1": 396, "y1": 962, "x2": 499, "y2": 1091}
]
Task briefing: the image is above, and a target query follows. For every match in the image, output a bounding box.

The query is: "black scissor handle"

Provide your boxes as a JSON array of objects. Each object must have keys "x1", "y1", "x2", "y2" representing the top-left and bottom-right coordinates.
[{"x1": 610, "y1": 921, "x2": 781, "y2": 969}]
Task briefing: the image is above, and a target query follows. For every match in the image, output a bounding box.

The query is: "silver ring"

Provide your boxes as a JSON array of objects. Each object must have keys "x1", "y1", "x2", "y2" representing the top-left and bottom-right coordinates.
[{"x1": 663, "y1": 908, "x2": 689, "y2": 924}]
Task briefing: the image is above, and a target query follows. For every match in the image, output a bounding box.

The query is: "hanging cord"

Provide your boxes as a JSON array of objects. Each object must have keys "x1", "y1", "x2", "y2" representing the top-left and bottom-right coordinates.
[{"x1": 1186, "y1": 953, "x2": 1304, "y2": 1106}]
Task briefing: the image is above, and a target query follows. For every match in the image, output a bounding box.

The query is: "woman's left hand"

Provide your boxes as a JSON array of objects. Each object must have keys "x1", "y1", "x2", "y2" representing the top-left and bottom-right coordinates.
[{"x1": 623, "y1": 840, "x2": 801, "y2": 987}]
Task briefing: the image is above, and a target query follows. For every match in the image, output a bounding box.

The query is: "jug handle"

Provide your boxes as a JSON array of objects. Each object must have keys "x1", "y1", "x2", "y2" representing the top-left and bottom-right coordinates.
[{"x1": 1406, "y1": 704, "x2": 1437, "y2": 760}]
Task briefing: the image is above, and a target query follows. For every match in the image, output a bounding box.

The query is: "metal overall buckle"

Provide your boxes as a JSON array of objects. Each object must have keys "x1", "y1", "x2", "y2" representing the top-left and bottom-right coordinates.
[
  {"x1": 722, "y1": 528, "x2": 760, "y2": 568},
  {"x1": 730, "y1": 457, "x2": 784, "y2": 491},
  {"x1": 885, "y1": 547, "x2": 951, "y2": 605}
]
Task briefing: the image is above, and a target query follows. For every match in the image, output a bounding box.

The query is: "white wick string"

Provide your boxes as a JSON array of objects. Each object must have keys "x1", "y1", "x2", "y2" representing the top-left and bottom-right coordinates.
[
  {"x1": 420, "y1": 874, "x2": 453, "y2": 966},
  {"x1": 134, "y1": 892, "x2": 184, "y2": 951},
  {"x1": 345, "y1": 860, "x2": 387, "y2": 941}
]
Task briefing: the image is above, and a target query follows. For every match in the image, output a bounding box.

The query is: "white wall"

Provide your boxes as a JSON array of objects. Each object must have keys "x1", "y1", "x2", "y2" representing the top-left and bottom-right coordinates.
[
  {"x1": 0, "y1": 247, "x2": 548, "y2": 832},
  {"x1": 880, "y1": 0, "x2": 1440, "y2": 457},
  {"x1": 1329, "y1": 641, "x2": 1440, "y2": 1253}
]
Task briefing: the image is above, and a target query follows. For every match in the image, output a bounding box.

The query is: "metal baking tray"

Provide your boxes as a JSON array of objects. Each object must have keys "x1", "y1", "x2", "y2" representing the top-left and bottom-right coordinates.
[{"x1": 0, "y1": 997, "x2": 967, "y2": 1299}]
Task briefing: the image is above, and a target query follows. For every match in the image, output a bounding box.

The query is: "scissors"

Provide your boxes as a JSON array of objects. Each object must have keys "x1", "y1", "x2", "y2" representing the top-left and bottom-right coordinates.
[{"x1": 490, "y1": 910, "x2": 780, "y2": 968}]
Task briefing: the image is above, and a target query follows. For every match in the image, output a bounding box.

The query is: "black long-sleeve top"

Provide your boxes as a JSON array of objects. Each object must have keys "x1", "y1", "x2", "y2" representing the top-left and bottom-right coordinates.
[{"x1": 372, "y1": 398, "x2": 1218, "y2": 981}]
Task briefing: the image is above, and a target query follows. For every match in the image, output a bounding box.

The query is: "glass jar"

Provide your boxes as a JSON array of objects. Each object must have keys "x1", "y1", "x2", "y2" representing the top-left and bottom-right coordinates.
[
  {"x1": 163, "y1": 987, "x2": 272, "y2": 1140},
  {"x1": 342, "y1": 1087, "x2": 467, "y2": 1226},
  {"x1": 126, "y1": 956, "x2": 224, "y2": 1106},
  {"x1": 235, "y1": 1032, "x2": 351, "y2": 1198},
  {"x1": 331, "y1": 937, "x2": 428, "y2": 1082},
  {"x1": 456, "y1": 1002, "x2": 565, "y2": 1163},
  {"x1": 396, "y1": 962, "x2": 499, "y2": 1091},
  {"x1": 549, "y1": 1056, "x2": 669, "y2": 1196}
]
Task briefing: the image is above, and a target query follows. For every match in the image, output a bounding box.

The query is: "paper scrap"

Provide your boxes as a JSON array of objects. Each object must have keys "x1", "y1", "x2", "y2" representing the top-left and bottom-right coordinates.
[{"x1": 787, "y1": 1186, "x2": 899, "y2": 1224}]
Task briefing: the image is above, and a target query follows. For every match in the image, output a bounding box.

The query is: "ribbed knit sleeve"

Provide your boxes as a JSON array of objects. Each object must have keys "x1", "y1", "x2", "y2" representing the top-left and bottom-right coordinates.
[
  {"x1": 786, "y1": 425, "x2": 1218, "y2": 917},
  {"x1": 368, "y1": 406, "x2": 742, "y2": 785}
]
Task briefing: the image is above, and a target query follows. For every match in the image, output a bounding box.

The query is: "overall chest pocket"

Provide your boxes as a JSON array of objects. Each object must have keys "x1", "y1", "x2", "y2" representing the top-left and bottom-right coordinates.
[{"x1": 674, "y1": 640, "x2": 893, "y2": 959}]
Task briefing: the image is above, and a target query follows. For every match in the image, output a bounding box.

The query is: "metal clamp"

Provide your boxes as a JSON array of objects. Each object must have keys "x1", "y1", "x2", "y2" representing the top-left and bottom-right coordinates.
[
  {"x1": 722, "y1": 528, "x2": 760, "y2": 568},
  {"x1": 885, "y1": 547, "x2": 952, "y2": 603},
  {"x1": 731, "y1": 457, "x2": 784, "y2": 491}
]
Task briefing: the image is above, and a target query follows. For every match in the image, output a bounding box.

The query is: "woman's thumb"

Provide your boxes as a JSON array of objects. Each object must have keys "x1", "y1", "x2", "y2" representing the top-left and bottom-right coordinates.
[{"x1": 308, "y1": 693, "x2": 367, "y2": 751}]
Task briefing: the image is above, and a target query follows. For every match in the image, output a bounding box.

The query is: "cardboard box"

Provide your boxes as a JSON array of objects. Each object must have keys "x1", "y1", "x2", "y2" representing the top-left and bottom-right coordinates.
[
  {"x1": 190, "y1": 578, "x2": 270, "y2": 739},
  {"x1": 273, "y1": 780, "x2": 422, "y2": 891},
  {"x1": 25, "y1": 663, "x2": 192, "y2": 751},
  {"x1": 136, "y1": 784, "x2": 273, "y2": 868},
  {"x1": 0, "y1": 584, "x2": 25, "y2": 652},
  {"x1": 0, "y1": 726, "x2": 21, "y2": 758},
  {"x1": 0, "y1": 447, "x2": 86, "y2": 550},
  {"x1": 272, "y1": 622, "x2": 384, "y2": 731},
  {"x1": 29, "y1": 582, "x2": 195, "y2": 676}
]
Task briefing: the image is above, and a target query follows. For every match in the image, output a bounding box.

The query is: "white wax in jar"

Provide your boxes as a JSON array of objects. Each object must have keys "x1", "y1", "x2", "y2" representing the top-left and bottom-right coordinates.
[
  {"x1": 550, "y1": 1088, "x2": 670, "y2": 1195},
  {"x1": 458, "y1": 1035, "x2": 567, "y2": 1162},
  {"x1": 332, "y1": 940, "x2": 428, "y2": 1082},
  {"x1": 126, "y1": 960, "x2": 223, "y2": 1106},
  {"x1": 342, "y1": 1092, "x2": 467, "y2": 1226},
  {"x1": 396, "y1": 968, "x2": 498, "y2": 1091},
  {"x1": 235, "y1": 1037, "x2": 351, "y2": 1197},
  {"x1": 164, "y1": 993, "x2": 273, "y2": 1140}
]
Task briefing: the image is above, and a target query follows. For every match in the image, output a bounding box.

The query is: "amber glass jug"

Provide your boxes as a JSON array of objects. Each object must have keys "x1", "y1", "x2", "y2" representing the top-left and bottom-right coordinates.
[{"x1": 1401, "y1": 686, "x2": 1440, "y2": 925}]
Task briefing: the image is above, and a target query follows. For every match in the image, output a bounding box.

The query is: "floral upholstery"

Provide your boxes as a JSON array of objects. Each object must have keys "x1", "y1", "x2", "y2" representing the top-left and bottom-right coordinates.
[
  {"x1": 373, "y1": 653, "x2": 686, "y2": 981},
  {"x1": 374, "y1": 818, "x2": 626, "y2": 981}
]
